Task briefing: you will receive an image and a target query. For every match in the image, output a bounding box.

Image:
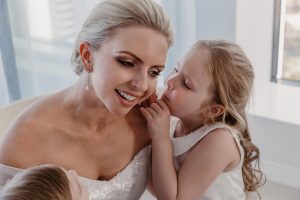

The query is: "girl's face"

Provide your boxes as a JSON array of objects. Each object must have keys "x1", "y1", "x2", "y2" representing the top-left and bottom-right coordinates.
[
  {"x1": 89, "y1": 26, "x2": 168, "y2": 115},
  {"x1": 162, "y1": 47, "x2": 215, "y2": 120},
  {"x1": 66, "y1": 170, "x2": 89, "y2": 200}
]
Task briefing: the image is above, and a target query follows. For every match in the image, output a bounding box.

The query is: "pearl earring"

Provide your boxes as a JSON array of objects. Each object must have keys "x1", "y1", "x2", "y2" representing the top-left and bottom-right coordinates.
[{"x1": 85, "y1": 69, "x2": 91, "y2": 91}]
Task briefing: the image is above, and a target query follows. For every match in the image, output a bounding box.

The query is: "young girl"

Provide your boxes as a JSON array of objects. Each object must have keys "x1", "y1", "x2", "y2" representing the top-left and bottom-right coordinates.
[
  {"x1": 0, "y1": 164, "x2": 88, "y2": 200},
  {"x1": 141, "y1": 40, "x2": 264, "y2": 199}
]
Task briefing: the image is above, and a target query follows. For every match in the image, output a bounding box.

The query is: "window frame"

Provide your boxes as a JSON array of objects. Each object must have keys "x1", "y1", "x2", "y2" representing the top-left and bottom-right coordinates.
[
  {"x1": 0, "y1": 0, "x2": 21, "y2": 101},
  {"x1": 271, "y1": 0, "x2": 300, "y2": 86}
]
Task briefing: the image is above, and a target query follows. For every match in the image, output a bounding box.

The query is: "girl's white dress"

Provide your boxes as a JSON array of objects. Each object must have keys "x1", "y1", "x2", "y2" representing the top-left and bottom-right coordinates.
[
  {"x1": 0, "y1": 145, "x2": 151, "y2": 200},
  {"x1": 170, "y1": 117, "x2": 246, "y2": 200}
]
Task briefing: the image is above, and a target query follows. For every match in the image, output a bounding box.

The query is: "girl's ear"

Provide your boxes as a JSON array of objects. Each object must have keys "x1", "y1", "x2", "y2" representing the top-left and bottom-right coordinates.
[
  {"x1": 79, "y1": 42, "x2": 93, "y2": 72},
  {"x1": 204, "y1": 104, "x2": 225, "y2": 118}
]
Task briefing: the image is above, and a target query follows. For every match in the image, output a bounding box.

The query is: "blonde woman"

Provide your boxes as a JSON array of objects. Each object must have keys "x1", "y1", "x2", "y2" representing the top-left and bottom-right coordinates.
[{"x1": 0, "y1": 0, "x2": 174, "y2": 199}]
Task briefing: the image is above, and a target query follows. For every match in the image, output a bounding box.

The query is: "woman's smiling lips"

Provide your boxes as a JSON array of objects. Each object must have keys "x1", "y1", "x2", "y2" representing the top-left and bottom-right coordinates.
[{"x1": 115, "y1": 89, "x2": 142, "y2": 107}]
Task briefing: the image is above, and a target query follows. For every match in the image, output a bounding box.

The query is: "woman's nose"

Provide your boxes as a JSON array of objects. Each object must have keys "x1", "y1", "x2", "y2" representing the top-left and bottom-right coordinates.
[{"x1": 131, "y1": 72, "x2": 148, "y2": 92}]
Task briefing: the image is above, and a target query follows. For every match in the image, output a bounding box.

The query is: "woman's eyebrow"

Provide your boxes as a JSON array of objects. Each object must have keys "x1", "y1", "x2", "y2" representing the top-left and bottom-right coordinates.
[
  {"x1": 116, "y1": 50, "x2": 165, "y2": 69},
  {"x1": 116, "y1": 50, "x2": 143, "y2": 64}
]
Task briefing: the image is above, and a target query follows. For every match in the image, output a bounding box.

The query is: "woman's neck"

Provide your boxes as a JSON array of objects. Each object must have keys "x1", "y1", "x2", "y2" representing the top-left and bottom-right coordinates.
[{"x1": 62, "y1": 81, "x2": 123, "y2": 132}]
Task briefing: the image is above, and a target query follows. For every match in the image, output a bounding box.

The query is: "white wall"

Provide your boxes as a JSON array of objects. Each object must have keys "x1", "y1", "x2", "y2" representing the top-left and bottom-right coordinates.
[
  {"x1": 236, "y1": 0, "x2": 300, "y2": 189},
  {"x1": 196, "y1": 0, "x2": 236, "y2": 41}
]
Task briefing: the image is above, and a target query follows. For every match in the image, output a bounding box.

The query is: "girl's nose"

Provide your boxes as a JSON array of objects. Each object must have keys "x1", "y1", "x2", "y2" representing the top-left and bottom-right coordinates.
[{"x1": 166, "y1": 76, "x2": 175, "y2": 90}]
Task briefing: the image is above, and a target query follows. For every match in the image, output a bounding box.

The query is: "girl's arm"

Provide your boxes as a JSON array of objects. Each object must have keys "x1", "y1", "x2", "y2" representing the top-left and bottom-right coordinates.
[
  {"x1": 175, "y1": 128, "x2": 241, "y2": 199},
  {"x1": 141, "y1": 101, "x2": 240, "y2": 199},
  {"x1": 140, "y1": 99, "x2": 178, "y2": 199},
  {"x1": 151, "y1": 133, "x2": 177, "y2": 199}
]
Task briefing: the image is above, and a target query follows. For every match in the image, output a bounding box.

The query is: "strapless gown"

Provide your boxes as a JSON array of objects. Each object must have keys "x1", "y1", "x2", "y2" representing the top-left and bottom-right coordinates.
[{"x1": 0, "y1": 145, "x2": 151, "y2": 200}]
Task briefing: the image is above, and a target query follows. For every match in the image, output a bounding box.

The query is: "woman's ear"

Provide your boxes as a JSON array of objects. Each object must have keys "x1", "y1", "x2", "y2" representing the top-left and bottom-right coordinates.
[
  {"x1": 79, "y1": 42, "x2": 93, "y2": 72},
  {"x1": 204, "y1": 104, "x2": 225, "y2": 118}
]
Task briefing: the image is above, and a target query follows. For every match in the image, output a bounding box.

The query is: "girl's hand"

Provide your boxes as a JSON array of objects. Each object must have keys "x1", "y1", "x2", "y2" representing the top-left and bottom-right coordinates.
[{"x1": 140, "y1": 99, "x2": 170, "y2": 141}]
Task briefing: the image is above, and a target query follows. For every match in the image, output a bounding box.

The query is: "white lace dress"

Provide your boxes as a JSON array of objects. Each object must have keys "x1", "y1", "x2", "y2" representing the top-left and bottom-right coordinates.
[{"x1": 0, "y1": 145, "x2": 151, "y2": 200}]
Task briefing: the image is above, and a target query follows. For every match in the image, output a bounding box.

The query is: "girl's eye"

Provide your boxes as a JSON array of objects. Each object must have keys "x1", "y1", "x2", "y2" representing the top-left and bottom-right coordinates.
[
  {"x1": 174, "y1": 67, "x2": 179, "y2": 73},
  {"x1": 149, "y1": 69, "x2": 162, "y2": 78},
  {"x1": 183, "y1": 80, "x2": 191, "y2": 89},
  {"x1": 119, "y1": 60, "x2": 135, "y2": 68}
]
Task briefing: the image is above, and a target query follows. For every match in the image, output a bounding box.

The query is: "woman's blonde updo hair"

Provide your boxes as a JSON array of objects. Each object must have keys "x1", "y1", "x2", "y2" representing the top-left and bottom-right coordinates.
[
  {"x1": 71, "y1": 0, "x2": 174, "y2": 75},
  {"x1": 194, "y1": 40, "x2": 265, "y2": 192}
]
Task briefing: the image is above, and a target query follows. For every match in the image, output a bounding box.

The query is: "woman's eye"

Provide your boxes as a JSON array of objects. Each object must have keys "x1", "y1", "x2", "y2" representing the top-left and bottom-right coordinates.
[
  {"x1": 174, "y1": 67, "x2": 179, "y2": 73},
  {"x1": 119, "y1": 60, "x2": 134, "y2": 68},
  {"x1": 149, "y1": 70, "x2": 161, "y2": 78}
]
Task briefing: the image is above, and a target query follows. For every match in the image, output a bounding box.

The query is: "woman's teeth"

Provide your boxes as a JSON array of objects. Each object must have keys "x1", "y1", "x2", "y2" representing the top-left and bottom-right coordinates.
[{"x1": 116, "y1": 90, "x2": 136, "y2": 101}]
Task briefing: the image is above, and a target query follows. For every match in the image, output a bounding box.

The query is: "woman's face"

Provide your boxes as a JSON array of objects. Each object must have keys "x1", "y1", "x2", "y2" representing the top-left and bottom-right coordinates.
[{"x1": 90, "y1": 26, "x2": 169, "y2": 115}]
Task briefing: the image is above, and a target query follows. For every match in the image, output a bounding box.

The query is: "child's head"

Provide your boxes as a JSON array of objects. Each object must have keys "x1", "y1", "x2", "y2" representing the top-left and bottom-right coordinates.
[
  {"x1": 196, "y1": 40, "x2": 254, "y2": 129},
  {"x1": 0, "y1": 164, "x2": 88, "y2": 200},
  {"x1": 163, "y1": 40, "x2": 254, "y2": 128}
]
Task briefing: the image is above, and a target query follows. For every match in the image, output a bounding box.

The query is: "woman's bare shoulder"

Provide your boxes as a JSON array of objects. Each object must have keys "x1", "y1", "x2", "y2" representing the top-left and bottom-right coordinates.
[{"x1": 0, "y1": 93, "x2": 65, "y2": 168}]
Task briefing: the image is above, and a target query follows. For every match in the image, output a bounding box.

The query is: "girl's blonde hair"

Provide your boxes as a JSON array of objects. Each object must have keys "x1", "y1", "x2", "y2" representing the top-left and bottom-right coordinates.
[
  {"x1": 195, "y1": 40, "x2": 264, "y2": 192},
  {"x1": 71, "y1": 0, "x2": 174, "y2": 75},
  {"x1": 0, "y1": 165, "x2": 71, "y2": 200}
]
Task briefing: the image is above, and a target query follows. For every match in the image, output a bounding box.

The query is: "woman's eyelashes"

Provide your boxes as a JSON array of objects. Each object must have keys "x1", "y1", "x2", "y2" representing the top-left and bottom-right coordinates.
[
  {"x1": 149, "y1": 69, "x2": 162, "y2": 78},
  {"x1": 118, "y1": 59, "x2": 135, "y2": 68},
  {"x1": 117, "y1": 58, "x2": 161, "y2": 78}
]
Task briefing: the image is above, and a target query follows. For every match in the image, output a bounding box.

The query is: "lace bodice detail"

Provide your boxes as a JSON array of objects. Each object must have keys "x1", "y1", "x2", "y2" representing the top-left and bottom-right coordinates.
[
  {"x1": 0, "y1": 146, "x2": 151, "y2": 200},
  {"x1": 79, "y1": 146, "x2": 151, "y2": 200}
]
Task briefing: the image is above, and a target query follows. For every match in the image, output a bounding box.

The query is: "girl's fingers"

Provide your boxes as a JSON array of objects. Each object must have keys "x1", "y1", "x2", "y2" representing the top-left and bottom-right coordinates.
[
  {"x1": 146, "y1": 107, "x2": 157, "y2": 117},
  {"x1": 140, "y1": 107, "x2": 153, "y2": 121},
  {"x1": 156, "y1": 99, "x2": 169, "y2": 111},
  {"x1": 150, "y1": 103, "x2": 162, "y2": 113}
]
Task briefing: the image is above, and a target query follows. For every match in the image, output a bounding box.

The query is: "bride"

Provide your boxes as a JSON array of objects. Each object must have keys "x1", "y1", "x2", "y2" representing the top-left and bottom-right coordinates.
[{"x1": 0, "y1": 0, "x2": 173, "y2": 199}]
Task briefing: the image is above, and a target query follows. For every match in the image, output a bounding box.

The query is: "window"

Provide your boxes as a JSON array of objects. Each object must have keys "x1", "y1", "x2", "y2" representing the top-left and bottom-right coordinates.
[
  {"x1": 0, "y1": 0, "x2": 95, "y2": 104},
  {"x1": 272, "y1": 0, "x2": 300, "y2": 84}
]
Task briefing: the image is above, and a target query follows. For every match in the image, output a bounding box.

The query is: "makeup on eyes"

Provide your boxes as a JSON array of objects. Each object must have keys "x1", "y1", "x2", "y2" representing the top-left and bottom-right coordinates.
[
  {"x1": 115, "y1": 51, "x2": 165, "y2": 69},
  {"x1": 115, "y1": 51, "x2": 142, "y2": 64},
  {"x1": 115, "y1": 52, "x2": 164, "y2": 78}
]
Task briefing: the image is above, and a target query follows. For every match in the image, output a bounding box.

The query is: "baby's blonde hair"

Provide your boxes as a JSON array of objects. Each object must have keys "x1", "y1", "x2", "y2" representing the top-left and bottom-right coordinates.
[
  {"x1": 195, "y1": 40, "x2": 264, "y2": 192},
  {"x1": 0, "y1": 165, "x2": 71, "y2": 200}
]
